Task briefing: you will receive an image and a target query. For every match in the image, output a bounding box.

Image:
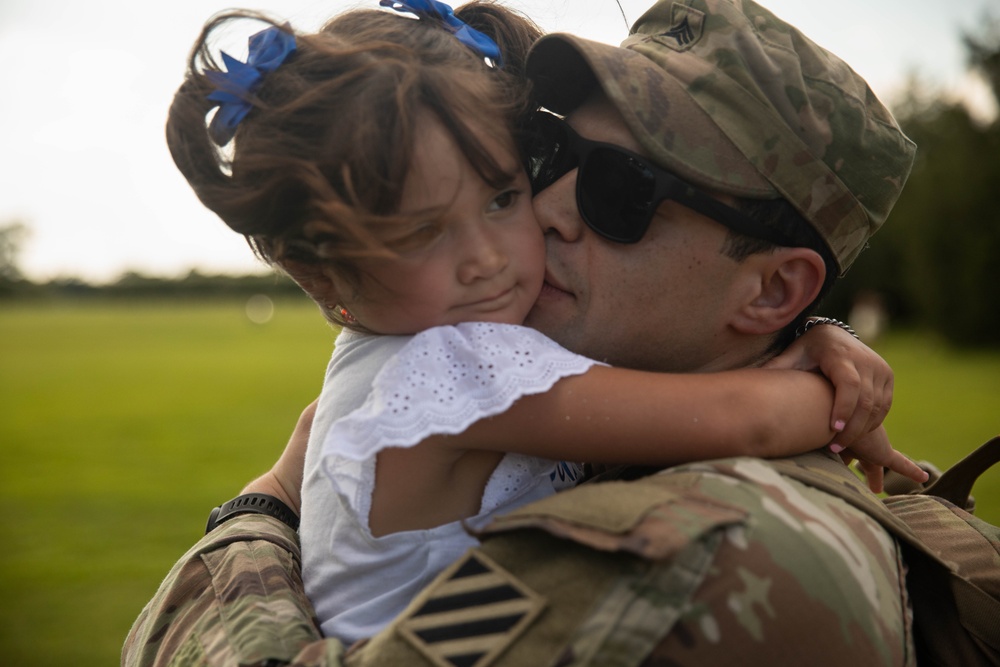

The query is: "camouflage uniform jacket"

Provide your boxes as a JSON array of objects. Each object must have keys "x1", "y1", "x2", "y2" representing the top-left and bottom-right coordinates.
[{"x1": 123, "y1": 450, "x2": 916, "y2": 667}]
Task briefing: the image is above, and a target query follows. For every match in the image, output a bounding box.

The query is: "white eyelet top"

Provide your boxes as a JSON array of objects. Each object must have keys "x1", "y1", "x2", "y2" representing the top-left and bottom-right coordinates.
[{"x1": 299, "y1": 323, "x2": 600, "y2": 645}]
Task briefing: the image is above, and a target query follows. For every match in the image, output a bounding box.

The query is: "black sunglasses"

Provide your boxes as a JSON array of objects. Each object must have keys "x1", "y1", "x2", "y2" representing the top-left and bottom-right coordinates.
[{"x1": 525, "y1": 112, "x2": 796, "y2": 246}]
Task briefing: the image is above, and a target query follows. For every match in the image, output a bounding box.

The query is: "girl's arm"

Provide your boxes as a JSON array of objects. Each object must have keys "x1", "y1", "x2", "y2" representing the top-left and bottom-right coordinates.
[
  {"x1": 430, "y1": 365, "x2": 926, "y2": 483},
  {"x1": 375, "y1": 366, "x2": 841, "y2": 535},
  {"x1": 241, "y1": 400, "x2": 317, "y2": 515},
  {"x1": 447, "y1": 366, "x2": 829, "y2": 463}
]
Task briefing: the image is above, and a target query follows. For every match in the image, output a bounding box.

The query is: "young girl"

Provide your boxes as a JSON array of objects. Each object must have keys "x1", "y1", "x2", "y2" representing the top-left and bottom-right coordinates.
[{"x1": 167, "y1": 0, "x2": 925, "y2": 645}]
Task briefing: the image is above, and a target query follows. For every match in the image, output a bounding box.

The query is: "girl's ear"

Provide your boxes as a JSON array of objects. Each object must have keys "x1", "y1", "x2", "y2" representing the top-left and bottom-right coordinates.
[
  {"x1": 282, "y1": 260, "x2": 340, "y2": 307},
  {"x1": 729, "y1": 247, "x2": 826, "y2": 335}
]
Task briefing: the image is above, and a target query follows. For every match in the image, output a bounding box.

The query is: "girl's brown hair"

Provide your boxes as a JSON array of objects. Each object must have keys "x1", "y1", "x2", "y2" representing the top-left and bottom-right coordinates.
[{"x1": 166, "y1": 2, "x2": 542, "y2": 290}]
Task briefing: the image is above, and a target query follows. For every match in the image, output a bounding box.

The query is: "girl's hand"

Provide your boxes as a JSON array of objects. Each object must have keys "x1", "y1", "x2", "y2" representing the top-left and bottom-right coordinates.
[
  {"x1": 764, "y1": 322, "x2": 892, "y2": 450},
  {"x1": 833, "y1": 426, "x2": 928, "y2": 493}
]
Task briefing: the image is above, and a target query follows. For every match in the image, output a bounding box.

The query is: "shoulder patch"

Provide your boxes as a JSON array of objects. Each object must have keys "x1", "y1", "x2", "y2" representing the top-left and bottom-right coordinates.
[{"x1": 397, "y1": 551, "x2": 546, "y2": 667}]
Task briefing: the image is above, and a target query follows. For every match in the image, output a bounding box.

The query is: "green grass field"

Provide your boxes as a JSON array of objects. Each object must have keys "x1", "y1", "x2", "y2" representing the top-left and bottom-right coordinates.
[{"x1": 1, "y1": 300, "x2": 997, "y2": 666}]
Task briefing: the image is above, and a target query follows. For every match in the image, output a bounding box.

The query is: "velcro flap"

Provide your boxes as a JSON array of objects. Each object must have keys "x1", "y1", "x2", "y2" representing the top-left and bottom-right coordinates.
[{"x1": 477, "y1": 476, "x2": 747, "y2": 560}]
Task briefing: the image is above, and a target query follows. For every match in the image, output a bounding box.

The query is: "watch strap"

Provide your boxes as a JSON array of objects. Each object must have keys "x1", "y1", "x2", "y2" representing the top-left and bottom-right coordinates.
[{"x1": 205, "y1": 493, "x2": 300, "y2": 534}]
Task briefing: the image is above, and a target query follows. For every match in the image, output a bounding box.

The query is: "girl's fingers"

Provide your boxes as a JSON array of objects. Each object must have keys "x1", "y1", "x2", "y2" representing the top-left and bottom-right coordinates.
[{"x1": 832, "y1": 366, "x2": 872, "y2": 449}]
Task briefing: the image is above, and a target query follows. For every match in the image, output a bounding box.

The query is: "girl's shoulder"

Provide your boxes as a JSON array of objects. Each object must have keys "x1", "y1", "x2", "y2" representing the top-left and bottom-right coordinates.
[
  {"x1": 409, "y1": 322, "x2": 569, "y2": 356},
  {"x1": 321, "y1": 323, "x2": 599, "y2": 463}
]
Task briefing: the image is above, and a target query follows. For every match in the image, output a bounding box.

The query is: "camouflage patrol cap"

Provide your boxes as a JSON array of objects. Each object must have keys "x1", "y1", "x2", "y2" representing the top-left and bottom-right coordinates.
[{"x1": 525, "y1": 0, "x2": 917, "y2": 273}]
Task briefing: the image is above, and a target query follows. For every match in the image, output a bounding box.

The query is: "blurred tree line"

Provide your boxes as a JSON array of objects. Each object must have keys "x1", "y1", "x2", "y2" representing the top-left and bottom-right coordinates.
[
  {"x1": 824, "y1": 16, "x2": 1000, "y2": 347},
  {"x1": 0, "y1": 222, "x2": 302, "y2": 302},
  {"x1": 0, "y1": 264, "x2": 303, "y2": 302}
]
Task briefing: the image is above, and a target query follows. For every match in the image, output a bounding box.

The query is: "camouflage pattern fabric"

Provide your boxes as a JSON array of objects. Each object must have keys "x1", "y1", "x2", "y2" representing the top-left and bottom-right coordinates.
[
  {"x1": 122, "y1": 516, "x2": 345, "y2": 667},
  {"x1": 123, "y1": 451, "x2": 915, "y2": 666},
  {"x1": 885, "y1": 497, "x2": 1000, "y2": 600},
  {"x1": 526, "y1": 0, "x2": 917, "y2": 273},
  {"x1": 773, "y1": 439, "x2": 1000, "y2": 664},
  {"x1": 883, "y1": 495, "x2": 1000, "y2": 665}
]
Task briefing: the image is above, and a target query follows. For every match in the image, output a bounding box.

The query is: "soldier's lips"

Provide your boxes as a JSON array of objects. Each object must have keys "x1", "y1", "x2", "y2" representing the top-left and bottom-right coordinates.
[{"x1": 537, "y1": 276, "x2": 574, "y2": 304}]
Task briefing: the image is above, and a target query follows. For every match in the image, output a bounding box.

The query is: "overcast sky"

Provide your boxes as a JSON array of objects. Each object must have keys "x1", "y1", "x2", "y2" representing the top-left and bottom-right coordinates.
[{"x1": 2, "y1": 0, "x2": 997, "y2": 282}]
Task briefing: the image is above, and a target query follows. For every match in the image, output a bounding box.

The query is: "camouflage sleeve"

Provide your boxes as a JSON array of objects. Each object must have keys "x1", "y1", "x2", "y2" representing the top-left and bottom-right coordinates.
[{"x1": 122, "y1": 515, "x2": 346, "y2": 667}]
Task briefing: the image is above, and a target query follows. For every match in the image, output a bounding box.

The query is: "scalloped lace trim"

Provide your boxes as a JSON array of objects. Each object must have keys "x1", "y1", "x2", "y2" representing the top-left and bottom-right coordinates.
[{"x1": 321, "y1": 323, "x2": 599, "y2": 462}]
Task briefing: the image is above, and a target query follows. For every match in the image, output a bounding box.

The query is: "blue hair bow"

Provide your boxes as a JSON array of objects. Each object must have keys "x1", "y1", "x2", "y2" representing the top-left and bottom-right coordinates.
[
  {"x1": 205, "y1": 24, "x2": 297, "y2": 146},
  {"x1": 379, "y1": 0, "x2": 503, "y2": 67}
]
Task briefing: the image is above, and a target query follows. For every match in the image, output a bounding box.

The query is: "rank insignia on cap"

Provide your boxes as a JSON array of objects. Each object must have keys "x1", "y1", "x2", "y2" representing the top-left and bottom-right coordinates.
[
  {"x1": 655, "y1": 4, "x2": 704, "y2": 51},
  {"x1": 397, "y1": 550, "x2": 546, "y2": 667}
]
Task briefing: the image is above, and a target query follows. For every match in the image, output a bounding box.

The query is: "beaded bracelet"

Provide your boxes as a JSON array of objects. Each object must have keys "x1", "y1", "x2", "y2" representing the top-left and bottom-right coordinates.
[{"x1": 795, "y1": 317, "x2": 860, "y2": 340}]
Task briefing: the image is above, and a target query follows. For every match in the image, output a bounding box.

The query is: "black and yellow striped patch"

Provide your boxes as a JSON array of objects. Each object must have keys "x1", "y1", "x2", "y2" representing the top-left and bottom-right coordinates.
[{"x1": 397, "y1": 550, "x2": 546, "y2": 667}]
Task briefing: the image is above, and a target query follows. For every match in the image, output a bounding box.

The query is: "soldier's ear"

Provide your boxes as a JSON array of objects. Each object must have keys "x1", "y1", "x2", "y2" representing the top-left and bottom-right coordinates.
[{"x1": 728, "y1": 247, "x2": 825, "y2": 335}]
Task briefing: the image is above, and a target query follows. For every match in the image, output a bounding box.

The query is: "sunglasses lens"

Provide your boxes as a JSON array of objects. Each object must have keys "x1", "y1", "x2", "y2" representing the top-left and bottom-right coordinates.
[
  {"x1": 579, "y1": 148, "x2": 656, "y2": 243},
  {"x1": 526, "y1": 113, "x2": 658, "y2": 243},
  {"x1": 527, "y1": 116, "x2": 576, "y2": 194}
]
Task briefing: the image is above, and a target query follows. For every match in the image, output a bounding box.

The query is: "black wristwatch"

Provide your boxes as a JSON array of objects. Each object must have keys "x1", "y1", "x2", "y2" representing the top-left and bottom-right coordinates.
[{"x1": 205, "y1": 493, "x2": 300, "y2": 534}]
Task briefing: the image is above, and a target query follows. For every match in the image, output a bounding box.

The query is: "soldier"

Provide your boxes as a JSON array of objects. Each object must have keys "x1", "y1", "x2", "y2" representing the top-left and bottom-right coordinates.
[{"x1": 124, "y1": 0, "x2": 917, "y2": 665}]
